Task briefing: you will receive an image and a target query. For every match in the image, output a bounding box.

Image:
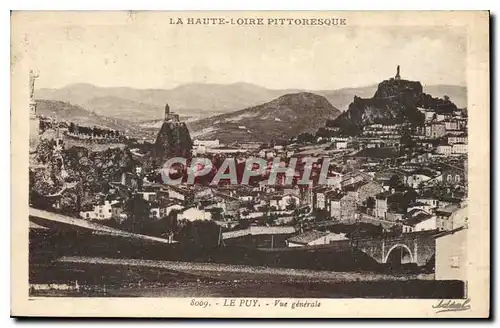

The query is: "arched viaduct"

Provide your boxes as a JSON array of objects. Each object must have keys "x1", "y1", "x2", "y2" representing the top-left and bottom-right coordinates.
[{"x1": 351, "y1": 231, "x2": 436, "y2": 266}]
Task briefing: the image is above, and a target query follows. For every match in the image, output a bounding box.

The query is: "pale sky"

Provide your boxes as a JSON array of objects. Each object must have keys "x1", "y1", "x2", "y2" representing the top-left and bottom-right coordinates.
[{"x1": 19, "y1": 13, "x2": 466, "y2": 90}]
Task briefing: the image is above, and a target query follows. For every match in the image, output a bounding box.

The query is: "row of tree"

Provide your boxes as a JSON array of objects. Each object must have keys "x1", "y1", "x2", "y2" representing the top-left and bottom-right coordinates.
[{"x1": 68, "y1": 122, "x2": 121, "y2": 139}]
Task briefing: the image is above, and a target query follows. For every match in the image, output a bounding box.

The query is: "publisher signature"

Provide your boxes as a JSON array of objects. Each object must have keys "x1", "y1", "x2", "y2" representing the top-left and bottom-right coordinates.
[{"x1": 432, "y1": 299, "x2": 471, "y2": 313}]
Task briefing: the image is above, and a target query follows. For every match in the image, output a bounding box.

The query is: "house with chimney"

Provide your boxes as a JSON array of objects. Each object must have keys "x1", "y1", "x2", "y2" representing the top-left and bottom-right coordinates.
[
  {"x1": 343, "y1": 180, "x2": 384, "y2": 204},
  {"x1": 375, "y1": 190, "x2": 417, "y2": 221},
  {"x1": 340, "y1": 170, "x2": 373, "y2": 189},
  {"x1": 337, "y1": 180, "x2": 384, "y2": 223}
]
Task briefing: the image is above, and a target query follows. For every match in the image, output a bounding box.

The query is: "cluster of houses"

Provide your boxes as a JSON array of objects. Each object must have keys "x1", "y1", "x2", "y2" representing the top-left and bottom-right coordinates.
[
  {"x1": 79, "y1": 178, "x2": 192, "y2": 224},
  {"x1": 76, "y1": 144, "x2": 467, "y2": 252},
  {"x1": 310, "y1": 162, "x2": 466, "y2": 232},
  {"x1": 316, "y1": 109, "x2": 467, "y2": 157},
  {"x1": 416, "y1": 108, "x2": 468, "y2": 155},
  {"x1": 75, "y1": 104, "x2": 467, "y2": 253}
]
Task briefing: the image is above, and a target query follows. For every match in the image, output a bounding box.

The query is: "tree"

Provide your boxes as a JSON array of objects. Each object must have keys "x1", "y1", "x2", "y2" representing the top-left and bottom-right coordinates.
[
  {"x1": 366, "y1": 196, "x2": 375, "y2": 209},
  {"x1": 156, "y1": 211, "x2": 179, "y2": 238},
  {"x1": 124, "y1": 194, "x2": 151, "y2": 232},
  {"x1": 389, "y1": 174, "x2": 404, "y2": 190},
  {"x1": 400, "y1": 130, "x2": 417, "y2": 155},
  {"x1": 58, "y1": 192, "x2": 79, "y2": 216},
  {"x1": 29, "y1": 189, "x2": 55, "y2": 210},
  {"x1": 237, "y1": 219, "x2": 250, "y2": 230},
  {"x1": 297, "y1": 133, "x2": 315, "y2": 144},
  {"x1": 210, "y1": 208, "x2": 224, "y2": 221},
  {"x1": 286, "y1": 197, "x2": 298, "y2": 210},
  {"x1": 387, "y1": 223, "x2": 403, "y2": 237},
  {"x1": 31, "y1": 168, "x2": 60, "y2": 196},
  {"x1": 35, "y1": 139, "x2": 56, "y2": 164},
  {"x1": 313, "y1": 209, "x2": 330, "y2": 222},
  {"x1": 176, "y1": 220, "x2": 220, "y2": 248},
  {"x1": 265, "y1": 213, "x2": 278, "y2": 226}
]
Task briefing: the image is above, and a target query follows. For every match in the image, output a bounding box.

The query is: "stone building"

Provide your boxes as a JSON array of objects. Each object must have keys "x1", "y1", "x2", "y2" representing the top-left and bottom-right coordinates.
[{"x1": 340, "y1": 193, "x2": 358, "y2": 223}]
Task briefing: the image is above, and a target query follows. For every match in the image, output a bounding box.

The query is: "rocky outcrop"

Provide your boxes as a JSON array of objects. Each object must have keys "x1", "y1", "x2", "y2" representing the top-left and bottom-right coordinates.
[
  {"x1": 154, "y1": 122, "x2": 193, "y2": 160},
  {"x1": 325, "y1": 77, "x2": 459, "y2": 136}
]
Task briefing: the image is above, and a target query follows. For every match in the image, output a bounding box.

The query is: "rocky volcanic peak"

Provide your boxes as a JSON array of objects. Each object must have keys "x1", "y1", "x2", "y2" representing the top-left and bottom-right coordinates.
[
  {"x1": 373, "y1": 79, "x2": 423, "y2": 102},
  {"x1": 324, "y1": 76, "x2": 458, "y2": 136},
  {"x1": 154, "y1": 121, "x2": 193, "y2": 161}
]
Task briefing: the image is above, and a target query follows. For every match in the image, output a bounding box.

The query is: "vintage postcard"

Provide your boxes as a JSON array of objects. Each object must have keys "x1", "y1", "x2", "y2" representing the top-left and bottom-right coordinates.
[{"x1": 11, "y1": 11, "x2": 490, "y2": 318}]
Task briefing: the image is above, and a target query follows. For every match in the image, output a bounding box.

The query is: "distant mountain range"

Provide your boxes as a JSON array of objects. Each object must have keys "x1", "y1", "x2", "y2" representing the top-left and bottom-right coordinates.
[
  {"x1": 36, "y1": 82, "x2": 467, "y2": 122},
  {"x1": 187, "y1": 92, "x2": 341, "y2": 143},
  {"x1": 36, "y1": 82, "x2": 293, "y2": 122}
]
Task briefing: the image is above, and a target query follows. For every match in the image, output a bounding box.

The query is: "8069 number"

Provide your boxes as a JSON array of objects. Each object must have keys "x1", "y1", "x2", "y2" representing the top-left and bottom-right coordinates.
[{"x1": 190, "y1": 299, "x2": 210, "y2": 308}]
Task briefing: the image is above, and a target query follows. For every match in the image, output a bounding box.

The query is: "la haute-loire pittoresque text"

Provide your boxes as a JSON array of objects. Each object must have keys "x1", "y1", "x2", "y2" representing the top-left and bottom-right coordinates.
[{"x1": 169, "y1": 17, "x2": 347, "y2": 26}]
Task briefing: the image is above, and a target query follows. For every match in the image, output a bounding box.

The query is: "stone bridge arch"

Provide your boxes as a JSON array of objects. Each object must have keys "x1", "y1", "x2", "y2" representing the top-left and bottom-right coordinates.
[
  {"x1": 353, "y1": 231, "x2": 436, "y2": 267},
  {"x1": 383, "y1": 243, "x2": 414, "y2": 264}
]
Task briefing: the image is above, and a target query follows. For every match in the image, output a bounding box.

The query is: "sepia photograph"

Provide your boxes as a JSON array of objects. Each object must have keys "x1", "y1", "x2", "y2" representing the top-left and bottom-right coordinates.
[{"x1": 10, "y1": 10, "x2": 490, "y2": 318}]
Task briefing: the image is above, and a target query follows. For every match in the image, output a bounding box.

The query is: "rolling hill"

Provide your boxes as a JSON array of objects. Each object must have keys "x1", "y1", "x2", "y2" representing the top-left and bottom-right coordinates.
[
  {"x1": 35, "y1": 100, "x2": 140, "y2": 135},
  {"x1": 84, "y1": 96, "x2": 161, "y2": 121},
  {"x1": 187, "y1": 92, "x2": 341, "y2": 143}
]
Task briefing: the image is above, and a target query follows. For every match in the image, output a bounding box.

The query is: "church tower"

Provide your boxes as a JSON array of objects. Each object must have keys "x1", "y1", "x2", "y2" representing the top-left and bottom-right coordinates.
[
  {"x1": 29, "y1": 69, "x2": 40, "y2": 151},
  {"x1": 395, "y1": 65, "x2": 401, "y2": 80},
  {"x1": 164, "y1": 103, "x2": 170, "y2": 121},
  {"x1": 163, "y1": 102, "x2": 180, "y2": 123}
]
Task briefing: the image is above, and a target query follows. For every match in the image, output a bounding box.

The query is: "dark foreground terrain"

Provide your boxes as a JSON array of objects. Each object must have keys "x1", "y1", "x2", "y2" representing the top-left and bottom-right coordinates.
[
  {"x1": 30, "y1": 259, "x2": 465, "y2": 299},
  {"x1": 29, "y1": 229, "x2": 465, "y2": 298}
]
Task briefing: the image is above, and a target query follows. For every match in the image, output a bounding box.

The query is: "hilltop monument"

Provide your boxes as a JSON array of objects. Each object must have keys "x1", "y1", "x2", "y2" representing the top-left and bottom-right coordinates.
[
  {"x1": 29, "y1": 69, "x2": 40, "y2": 152},
  {"x1": 164, "y1": 103, "x2": 180, "y2": 123},
  {"x1": 164, "y1": 103, "x2": 170, "y2": 121},
  {"x1": 395, "y1": 65, "x2": 401, "y2": 80}
]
